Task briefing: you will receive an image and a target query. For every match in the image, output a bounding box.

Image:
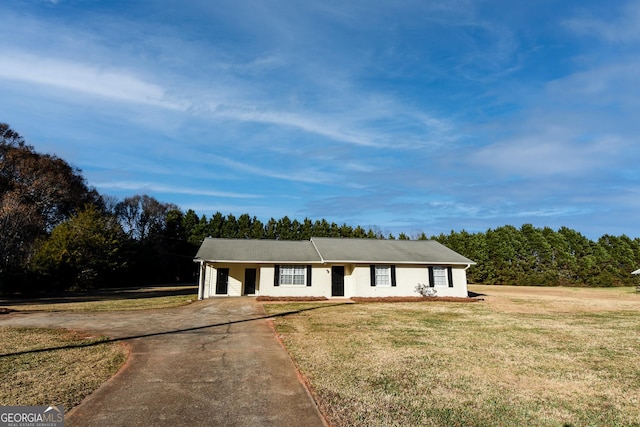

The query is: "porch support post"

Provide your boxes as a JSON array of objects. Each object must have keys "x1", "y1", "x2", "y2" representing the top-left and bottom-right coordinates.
[{"x1": 198, "y1": 261, "x2": 206, "y2": 300}]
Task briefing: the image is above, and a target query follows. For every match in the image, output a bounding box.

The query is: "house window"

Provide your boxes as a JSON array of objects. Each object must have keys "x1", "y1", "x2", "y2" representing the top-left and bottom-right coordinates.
[
  {"x1": 432, "y1": 266, "x2": 448, "y2": 287},
  {"x1": 375, "y1": 265, "x2": 391, "y2": 286},
  {"x1": 280, "y1": 265, "x2": 306, "y2": 285},
  {"x1": 370, "y1": 265, "x2": 396, "y2": 286}
]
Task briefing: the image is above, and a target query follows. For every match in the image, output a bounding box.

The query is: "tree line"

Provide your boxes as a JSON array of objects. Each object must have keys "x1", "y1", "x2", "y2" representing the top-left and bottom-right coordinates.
[
  {"x1": 434, "y1": 225, "x2": 640, "y2": 287},
  {"x1": 2, "y1": 122, "x2": 639, "y2": 294}
]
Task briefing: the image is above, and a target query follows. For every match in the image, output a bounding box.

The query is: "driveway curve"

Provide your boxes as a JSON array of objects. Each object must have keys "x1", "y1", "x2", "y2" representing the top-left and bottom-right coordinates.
[{"x1": 1, "y1": 298, "x2": 326, "y2": 427}]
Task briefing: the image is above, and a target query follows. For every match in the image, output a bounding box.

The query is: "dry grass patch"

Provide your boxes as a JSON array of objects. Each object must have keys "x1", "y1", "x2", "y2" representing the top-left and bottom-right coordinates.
[
  {"x1": 0, "y1": 327, "x2": 127, "y2": 409},
  {"x1": 265, "y1": 287, "x2": 640, "y2": 427},
  {"x1": 0, "y1": 294, "x2": 197, "y2": 312},
  {"x1": 470, "y1": 285, "x2": 640, "y2": 314}
]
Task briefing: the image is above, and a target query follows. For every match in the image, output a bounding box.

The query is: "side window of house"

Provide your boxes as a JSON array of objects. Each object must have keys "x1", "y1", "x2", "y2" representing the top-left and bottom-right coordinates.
[{"x1": 432, "y1": 266, "x2": 448, "y2": 287}]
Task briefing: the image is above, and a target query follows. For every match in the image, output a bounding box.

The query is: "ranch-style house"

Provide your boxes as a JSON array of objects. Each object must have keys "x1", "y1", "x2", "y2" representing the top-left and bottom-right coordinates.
[{"x1": 195, "y1": 237, "x2": 475, "y2": 299}]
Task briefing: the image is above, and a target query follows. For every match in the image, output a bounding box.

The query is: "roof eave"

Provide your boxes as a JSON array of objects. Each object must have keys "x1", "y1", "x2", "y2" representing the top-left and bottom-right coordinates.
[
  {"x1": 195, "y1": 259, "x2": 322, "y2": 264},
  {"x1": 312, "y1": 260, "x2": 476, "y2": 265}
]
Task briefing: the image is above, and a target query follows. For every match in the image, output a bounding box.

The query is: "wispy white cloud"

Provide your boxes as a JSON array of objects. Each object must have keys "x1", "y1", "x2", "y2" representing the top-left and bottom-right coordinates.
[
  {"x1": 546, "y1": 61, "x2": 640, "y2": 108},
  {"x1": 470, "y1": 122, "x2": 628, "y2": 178},
  {"x1": 94, "y1": 181, "x2": 261, "y2": 199},
  {"x1": 209, "y1": 155, "x2": 337, "y2": 185},
  {"x1": 212, "y1": 106, "x2": 380, "y2": 147},
  {"x1": 0, "y1": 52, "x2": 185, "y2": 109},
  {"x1": 511, "y1": 207, "x2": 591, "y2": 218},
  {"x1": 564, "y1": 0, "x2": 640, "y2": 43}
]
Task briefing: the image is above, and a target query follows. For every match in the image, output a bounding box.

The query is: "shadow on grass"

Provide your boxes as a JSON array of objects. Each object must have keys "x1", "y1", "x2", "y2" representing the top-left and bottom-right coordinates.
[
  {"x1": 468, "y1": 291, "x2": 486, "y2": 298},
  {"x1": 0, "y1": 283, "x2": 198, "y2": 306},
  {"x1": 0, "y1": 303, "x2": 348, "y2": 359}
]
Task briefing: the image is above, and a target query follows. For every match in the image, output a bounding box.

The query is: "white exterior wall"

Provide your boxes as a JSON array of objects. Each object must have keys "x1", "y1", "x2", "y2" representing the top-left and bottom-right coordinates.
[
  {"x1": 349, "y1": 264, "x2": 468, "y2": 298},
  {"x1": 227, "y1": 264, "x2": 247, "y2": 296},
  {"x1": 258, "y1": 263, "x2": 469, "y2": 298},
  {"x1": 259, "y1": 265, "x2": 332, "y2": 298},
  {"x1": 447, "y1": 268, "x2": 470, "y2": 298},
  {"x1": 201, "y1": 262, "x2": 469, "y2": 298}
]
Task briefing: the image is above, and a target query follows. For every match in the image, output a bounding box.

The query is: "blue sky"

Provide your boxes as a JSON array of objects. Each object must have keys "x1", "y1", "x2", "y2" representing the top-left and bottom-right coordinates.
[{"x1": 1, "y1": 0, "x2": 638, "y2": 240}]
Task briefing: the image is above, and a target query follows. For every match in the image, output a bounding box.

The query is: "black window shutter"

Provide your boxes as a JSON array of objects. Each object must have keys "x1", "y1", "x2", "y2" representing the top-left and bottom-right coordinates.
[
  {"x1": 447, "y1": 267, "x2": 454, "y2": 288},
  {"x1": 391, "y1": 265, "x2": 397, "y2": 287},
  {"x1": 428, "y1": 267, "x2": 434, "y2": 287},
  {"x1": 370, "y1": 265, "x2": 376, "y2": 286},
  {"x1": 306, "y1": 265, "x2": 312, "y2": 286},
  {"x1": 274, "y1": 265, "x2": 280, "y2": 286}
]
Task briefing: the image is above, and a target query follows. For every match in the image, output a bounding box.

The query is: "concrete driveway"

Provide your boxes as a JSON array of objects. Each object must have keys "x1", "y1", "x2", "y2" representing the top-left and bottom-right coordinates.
[{"x1": 0, "y1": 298, "x2": 327, "y2": 427}]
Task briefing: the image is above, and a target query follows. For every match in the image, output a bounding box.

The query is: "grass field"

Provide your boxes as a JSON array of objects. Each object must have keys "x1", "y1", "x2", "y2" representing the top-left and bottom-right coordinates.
[
  {"x1": 0, "y1": 293, "x2": 197, "y2": 312},
  {"x1": 264, "y1": 286, "x2": 640, "y2": 427},
  {"x1": 0, "y1": 327, "x2": 127, "y2": 409}
]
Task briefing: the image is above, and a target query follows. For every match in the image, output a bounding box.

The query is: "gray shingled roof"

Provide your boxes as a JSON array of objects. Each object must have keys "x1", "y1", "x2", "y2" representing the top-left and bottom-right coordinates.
[
  {"x1": 195, "y1": 237, "x2": 475, "y2": 265},
  {"x1": 195, "y1": 238, "x2": 322, "y2": 263},
  {"x1": 311, "y1": 237, "x2": 475, "y2": 264}
]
